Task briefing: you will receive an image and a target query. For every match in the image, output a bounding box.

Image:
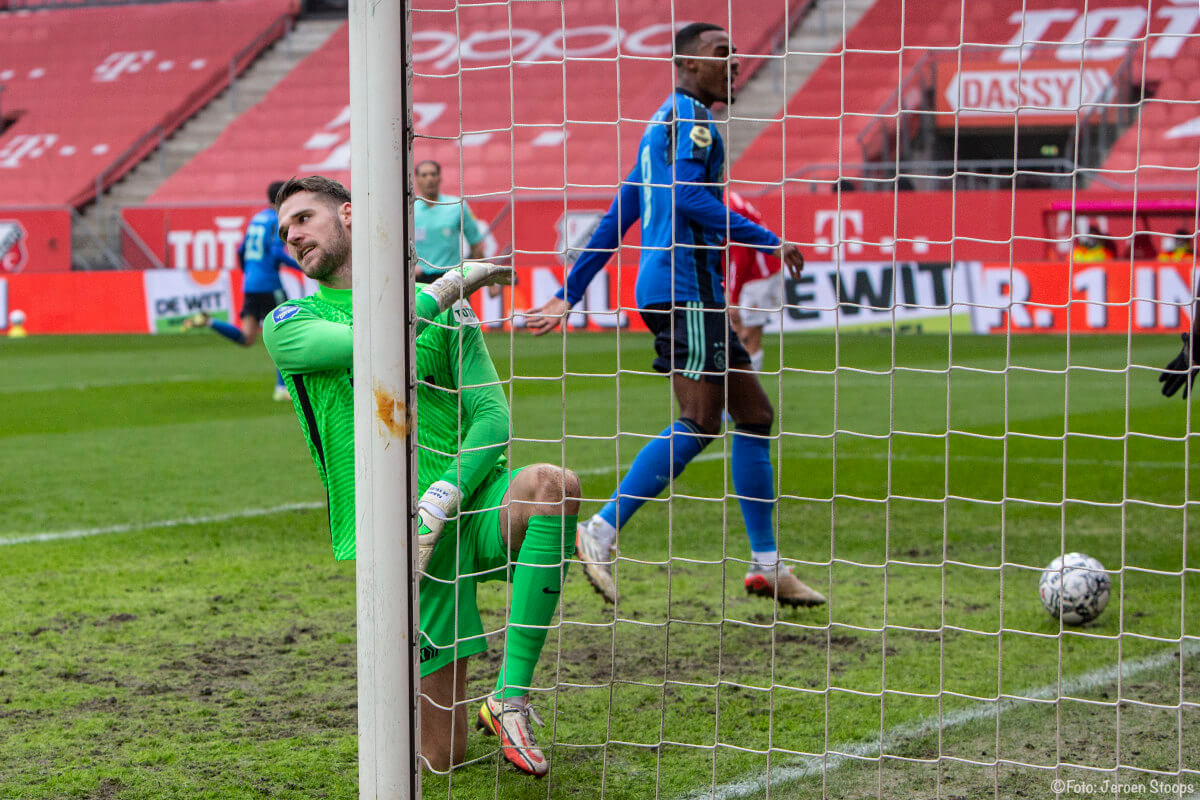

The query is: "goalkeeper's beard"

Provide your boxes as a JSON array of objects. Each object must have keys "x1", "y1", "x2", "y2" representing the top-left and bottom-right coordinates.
[{"x1": 305, "y1": 225, "x2": 351, "y2": 282}]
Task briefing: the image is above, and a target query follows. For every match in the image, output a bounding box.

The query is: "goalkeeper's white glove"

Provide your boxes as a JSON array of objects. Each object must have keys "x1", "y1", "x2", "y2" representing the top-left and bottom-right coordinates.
[
  {"x1": 426, "y1": 261, "x2": 513, "y2": 313},
  {"x1": 416, "y1": 480, "x2": 462, "y2": 576}
]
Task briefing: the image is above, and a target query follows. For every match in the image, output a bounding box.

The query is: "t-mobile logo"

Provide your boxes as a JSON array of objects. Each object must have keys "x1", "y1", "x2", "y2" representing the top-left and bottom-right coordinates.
[
  {"x1": 813, "y1": 210, "x2": 865, "y2": 258},
  {"x1": 0, "y1": 134, "x2": 58, "y2": 168},
  {"x1": 94, "y1": 51, "x2": 155, "y2": 82}
]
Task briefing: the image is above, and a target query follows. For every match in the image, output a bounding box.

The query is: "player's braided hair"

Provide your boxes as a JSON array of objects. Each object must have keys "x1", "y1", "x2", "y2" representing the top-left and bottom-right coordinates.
[{"x1": 274, "y1": 175, "x2": 351, "y2": 210}]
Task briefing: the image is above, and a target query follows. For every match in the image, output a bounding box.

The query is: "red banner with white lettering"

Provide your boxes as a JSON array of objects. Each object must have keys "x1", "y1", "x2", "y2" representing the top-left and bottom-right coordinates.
[
  {"x1": 0, "y1": 208, "x2": 72, "y2": 273},
  {"x1": 113, "y1": 192, "x2": 1197, "y2": 335},
  {"x1": 971, "y1": 260, "x2": 1197, "y2": 334},
  {"x1": 122, "y1": 205, "x2": 260, "y2": 270},
  {"x1": 3, "y1": 260, "x2": 1195, "y2": 336},
  {"x1": 123, "y1": 188, "x2": 1193, "y2": 275}
]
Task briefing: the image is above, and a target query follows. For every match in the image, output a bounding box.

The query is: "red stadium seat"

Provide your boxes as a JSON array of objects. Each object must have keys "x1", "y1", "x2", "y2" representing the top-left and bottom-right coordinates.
[
  {"x1": 734, "y1": 0, "x2": 1200, "y2": 192},
  {"x1": 150, "y1": 1, "x2": 790, "y2": 203},
  {"x1": 0, "y1": 0, "x2": 295, "y2": 207}
]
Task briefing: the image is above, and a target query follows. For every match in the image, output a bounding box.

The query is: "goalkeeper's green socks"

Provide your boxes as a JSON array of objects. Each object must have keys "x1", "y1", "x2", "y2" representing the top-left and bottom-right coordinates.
[{"x1": 495, "y1": 514, "x2": 576, "y2": 700}]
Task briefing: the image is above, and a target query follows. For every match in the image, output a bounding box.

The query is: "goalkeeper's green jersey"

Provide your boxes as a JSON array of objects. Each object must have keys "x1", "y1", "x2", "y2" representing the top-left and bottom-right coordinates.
[{"x1": 262, "y1": 284, "x2": 509, "y2": 560}]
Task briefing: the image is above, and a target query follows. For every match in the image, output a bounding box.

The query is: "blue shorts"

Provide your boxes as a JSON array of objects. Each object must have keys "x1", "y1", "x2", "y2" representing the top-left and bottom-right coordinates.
[
  {"x1": 241, "y1": 290, "x2": 286, "y2": 322},
  {"x1": 640, "y1": 302, "x2": 751, "y2": 383}
]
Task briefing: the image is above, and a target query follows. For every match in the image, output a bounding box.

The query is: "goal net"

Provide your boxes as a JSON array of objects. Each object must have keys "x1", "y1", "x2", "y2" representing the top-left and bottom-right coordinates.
[{"x1": 402, "y1": 0, "x2": 1199, "y2": 797}]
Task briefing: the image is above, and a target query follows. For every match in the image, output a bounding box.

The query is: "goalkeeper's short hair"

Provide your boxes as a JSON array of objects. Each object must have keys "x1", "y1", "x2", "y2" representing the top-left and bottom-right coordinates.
[{"x1": 275, "y1": 175, "x2": 351, "y2": 211}]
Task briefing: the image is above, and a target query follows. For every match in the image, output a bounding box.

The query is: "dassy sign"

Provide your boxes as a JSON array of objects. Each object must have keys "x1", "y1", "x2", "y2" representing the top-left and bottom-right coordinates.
[{"x1": 938, "y1": 60, "x2": 1119, "y2": 126}]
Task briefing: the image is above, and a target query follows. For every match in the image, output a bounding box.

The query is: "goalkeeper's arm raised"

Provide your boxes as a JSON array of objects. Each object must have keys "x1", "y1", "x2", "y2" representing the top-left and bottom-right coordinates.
[
  {"x1": 266, "y1": 261, "x2": 512, "y2": 374},
  {"x1": 415, "y1": 260, "x2": 512, "y2": 334}
]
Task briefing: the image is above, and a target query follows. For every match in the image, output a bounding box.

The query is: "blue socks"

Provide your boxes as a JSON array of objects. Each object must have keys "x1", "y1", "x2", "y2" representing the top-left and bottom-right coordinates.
[
  {"x1": 732, "y1": 423, "x2": 777, "y2": 553},
  {"x1": 599, "y1": 418, "x2": 713, "y2": 530},
  {"x1": 596, "y1": 417, "x2": 779, "y2": 556},
  {"x1": 210, "y1": 319, "x2": 246, "y2": 345}
]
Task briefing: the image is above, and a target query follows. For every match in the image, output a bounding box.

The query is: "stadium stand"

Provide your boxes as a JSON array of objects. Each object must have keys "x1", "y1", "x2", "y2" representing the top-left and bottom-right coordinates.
[
  {"x1": 0, "y1": 0, "x2": 296, "y2": 207},
  {"x1": 732, "y1": 0, "x2": 1200, "y2": 192},
  {"x1": 1098, "y1": 54, "x2": 1200, "y2": 188},
  {"x1": 149, "y1": 0, "x2": 791, "y2": 203}
]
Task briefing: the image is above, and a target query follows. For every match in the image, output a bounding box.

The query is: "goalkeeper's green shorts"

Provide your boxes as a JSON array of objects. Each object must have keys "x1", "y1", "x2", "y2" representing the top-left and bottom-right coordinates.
[{"x1": 418, "y1": 466, "x2": 523, "y2": 679}]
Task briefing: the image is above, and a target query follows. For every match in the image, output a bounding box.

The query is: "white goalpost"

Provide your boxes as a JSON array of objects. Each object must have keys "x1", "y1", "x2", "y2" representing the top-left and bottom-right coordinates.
[{"x1": 349, "y1": 0, "x2": 418, "y2": 798}]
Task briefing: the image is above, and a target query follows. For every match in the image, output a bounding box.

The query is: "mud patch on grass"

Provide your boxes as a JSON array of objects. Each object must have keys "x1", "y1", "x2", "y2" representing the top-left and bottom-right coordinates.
[
  {"x1": 21, "y1": 625, "x2": 359, "y2": 747},
  {"x1": 537, "y1": 616, "x2": 887, "y2": 696},
  {"x1": 26, "y1": 611, "x2": 92, "y2": 636},
  {"x1": 87, "y1": 778, "x2": 124, "y2": 800},
  {"x1": 170, "y1": 630, "x2": 358, "y2": 738}
]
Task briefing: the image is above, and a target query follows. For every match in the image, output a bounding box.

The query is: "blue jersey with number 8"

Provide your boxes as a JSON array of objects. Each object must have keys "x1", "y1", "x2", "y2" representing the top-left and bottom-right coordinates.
[{"x1": 557, "y1": 89, "x2": 781, "y2": 309}]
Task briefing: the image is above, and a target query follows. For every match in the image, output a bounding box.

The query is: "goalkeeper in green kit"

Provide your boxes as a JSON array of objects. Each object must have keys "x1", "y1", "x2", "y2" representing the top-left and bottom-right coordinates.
[{"x1": 263, "y1": 176, "x2": 578, "y2": 779}]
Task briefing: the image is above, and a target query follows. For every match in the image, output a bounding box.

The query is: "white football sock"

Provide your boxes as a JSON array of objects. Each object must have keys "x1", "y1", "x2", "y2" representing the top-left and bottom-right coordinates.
[
  {"x1": 589, "y1": 514, "x2": 617, "y2": 549},
  {"x1": 749, "y1": 349, "x2": 764, "y2": 372},
  {"x1": 751, "y1": 549, "x2": 779, "y2": 568}
]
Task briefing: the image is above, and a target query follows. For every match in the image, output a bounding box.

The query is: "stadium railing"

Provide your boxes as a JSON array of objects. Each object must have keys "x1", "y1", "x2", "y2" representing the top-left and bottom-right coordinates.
[
  {"x1": 783, "y1": 158, "x2": 1080, "y2": 192},
  {"x1": 855, "y1": 53, "x2": 937, "y2": 166}
]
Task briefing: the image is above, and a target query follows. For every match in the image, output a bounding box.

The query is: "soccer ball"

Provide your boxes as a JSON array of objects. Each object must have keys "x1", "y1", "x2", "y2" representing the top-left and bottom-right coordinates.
[
  {"x1": 9, "y1": 309, "x2": 25, "y2": 326},
  {"x1": 1038, "y1": 553, "x2": 1110, "y2": 625}
]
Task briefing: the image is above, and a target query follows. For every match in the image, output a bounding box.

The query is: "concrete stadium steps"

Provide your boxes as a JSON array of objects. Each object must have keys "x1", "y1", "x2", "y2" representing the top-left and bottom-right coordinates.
[{"x1": 724, "y1": 0, "x2": 879, "y2": 168}]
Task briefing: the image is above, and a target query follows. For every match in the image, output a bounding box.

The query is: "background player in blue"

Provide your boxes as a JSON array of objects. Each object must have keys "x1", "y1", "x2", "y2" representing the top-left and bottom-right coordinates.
[
  {"x1": 185, "y1": 181, "x2": 299, "y2": 400},
  {"x1": 525, "y1": 22, "x2": 824, "y2": 609}
]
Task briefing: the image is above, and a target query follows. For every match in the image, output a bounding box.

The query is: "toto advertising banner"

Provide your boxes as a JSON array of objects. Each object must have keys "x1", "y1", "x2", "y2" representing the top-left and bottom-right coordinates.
[
  {"x1": 0, "y1": 208, "x2": 72, "y2": 273},
  {"x1": 122, "y1": 188, "x2": 1191, "y2": 276},
  {"x1": 122, "y1": 205, "x2": 260, "y2": 270}
]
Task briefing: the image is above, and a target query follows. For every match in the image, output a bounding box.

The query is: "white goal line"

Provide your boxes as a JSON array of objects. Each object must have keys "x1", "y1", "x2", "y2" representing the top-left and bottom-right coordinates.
[
  {"x1": 2, "y1": 441, "x2": 1186, "y2": 547},
  {"x1": 681, "y1": 638, "x2": 1200, "y2": 800},
  {"x1": 0, "y1": 501, "x2": 326, "y2": 546}
]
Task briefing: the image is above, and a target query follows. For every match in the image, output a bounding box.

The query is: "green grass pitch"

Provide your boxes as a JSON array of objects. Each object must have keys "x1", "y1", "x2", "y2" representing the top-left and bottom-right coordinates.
[{"x1": 2, "y1": 330, "x2": 1197, "y2": 799}]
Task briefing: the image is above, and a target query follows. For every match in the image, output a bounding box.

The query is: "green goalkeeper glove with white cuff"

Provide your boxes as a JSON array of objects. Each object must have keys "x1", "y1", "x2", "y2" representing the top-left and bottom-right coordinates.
[
  {"x1": 415, "y1": 261, "x2": 513, "y2": 330},
  {"x1": 415, "y1": 480, "x2": 461, "y2": 576}
]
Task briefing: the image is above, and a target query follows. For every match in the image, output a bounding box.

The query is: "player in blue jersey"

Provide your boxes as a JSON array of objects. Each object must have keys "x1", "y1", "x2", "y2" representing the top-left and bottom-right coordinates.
[
  {"x1": 525, "y1": 22, "x2": 824, "y2": 609},
  {"x1": 185, "y1": 181, "x2": 299, "y2": 400}
]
